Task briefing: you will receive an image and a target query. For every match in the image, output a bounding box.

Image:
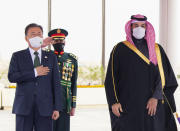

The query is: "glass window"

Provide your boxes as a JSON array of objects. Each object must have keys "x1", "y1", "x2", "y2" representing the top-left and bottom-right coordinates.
[
  {"x1": 51, "y1": 0, "x2": 102, "y2": 65},
  {"x1": 0, "y1": 0, "x2": 48, "y2": 61},
  {"x1": 51, "y1": 0, "x2": 102, "y2": 85}
]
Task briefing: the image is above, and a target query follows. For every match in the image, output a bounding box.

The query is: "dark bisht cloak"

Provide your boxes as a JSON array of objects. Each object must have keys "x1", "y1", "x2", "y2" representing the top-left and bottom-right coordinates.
[{"x1": 104, "y1": 42, "x2": 178, "y2": 131}]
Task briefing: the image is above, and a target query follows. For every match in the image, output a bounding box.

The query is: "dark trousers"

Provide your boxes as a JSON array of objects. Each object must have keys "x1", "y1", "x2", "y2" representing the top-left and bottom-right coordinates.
[
  {"x1": 16, "y1": 96, "x2": 52, "y2": 131},
  {"x1": 53, "y1": 111, "x2": 70, "y2": 131}
]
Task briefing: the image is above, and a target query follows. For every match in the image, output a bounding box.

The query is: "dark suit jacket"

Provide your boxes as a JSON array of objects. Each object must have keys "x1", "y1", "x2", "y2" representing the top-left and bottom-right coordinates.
[{"x1": 8, "y1": 48, "x2": 62, "y2": 116}]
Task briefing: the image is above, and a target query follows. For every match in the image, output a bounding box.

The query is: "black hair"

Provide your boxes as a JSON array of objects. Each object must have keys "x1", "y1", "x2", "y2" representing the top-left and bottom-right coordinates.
[{"x1": 25, "y1": 23, "x2": 43, "y2": 36}]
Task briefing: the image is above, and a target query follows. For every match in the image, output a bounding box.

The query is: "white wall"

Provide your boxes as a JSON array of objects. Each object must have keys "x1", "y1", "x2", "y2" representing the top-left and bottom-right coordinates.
[{"x1": 160, "y1": 0, "x2": 180, "y2": 75}]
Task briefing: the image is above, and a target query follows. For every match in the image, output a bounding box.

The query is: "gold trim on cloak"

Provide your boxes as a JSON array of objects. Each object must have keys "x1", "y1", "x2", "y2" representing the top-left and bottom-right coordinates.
[{"x1": 112, "y1": 41, "x2": 178, "y2": 117}]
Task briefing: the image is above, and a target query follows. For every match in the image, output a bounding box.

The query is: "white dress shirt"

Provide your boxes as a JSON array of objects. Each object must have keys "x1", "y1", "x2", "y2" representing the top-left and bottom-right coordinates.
[{"x1": 29, "y1": 47, "x2": 42, "y2": 77}]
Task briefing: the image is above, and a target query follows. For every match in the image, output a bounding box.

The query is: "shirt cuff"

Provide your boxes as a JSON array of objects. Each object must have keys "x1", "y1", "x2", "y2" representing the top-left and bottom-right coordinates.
[
  {"x1": 152, "y1": 89, "x2": 163, "y2": 100},
  {"x1": 34, "y1": 69, "x2": 38, "y2": 77}
]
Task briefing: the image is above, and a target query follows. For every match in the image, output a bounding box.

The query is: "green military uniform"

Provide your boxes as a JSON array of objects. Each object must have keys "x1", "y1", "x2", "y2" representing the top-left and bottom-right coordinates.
[
  {"x1": 48, "y1": 28, "x2": 78, "y2": 131},
  {"x1": 55, "y1": 51, "x2": 78, "y2": 112}
]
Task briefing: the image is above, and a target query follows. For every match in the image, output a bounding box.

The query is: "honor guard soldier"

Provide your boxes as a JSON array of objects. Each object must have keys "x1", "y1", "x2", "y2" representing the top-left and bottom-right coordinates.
[{"x1": 48, "y1": 28, "x2": 78, "y2": 131}]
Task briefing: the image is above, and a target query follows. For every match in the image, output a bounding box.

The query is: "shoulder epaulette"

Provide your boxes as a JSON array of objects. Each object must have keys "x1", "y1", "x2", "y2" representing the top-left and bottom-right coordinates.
[{"x1": 69, "y1": 53, "x2": 78, "y2": 60}]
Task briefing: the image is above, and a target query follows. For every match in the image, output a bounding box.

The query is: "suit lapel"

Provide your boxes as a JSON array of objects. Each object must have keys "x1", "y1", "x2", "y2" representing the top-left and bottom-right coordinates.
[
  {"x1": 25, "y1": 48, "x2": 34, "y2": 68},
  {"x1": 41, "y1": 50, "x2": 48, "y2": 66},
  {"x1": 24, "y1": 48, "x2": 48, "y2": 68}
]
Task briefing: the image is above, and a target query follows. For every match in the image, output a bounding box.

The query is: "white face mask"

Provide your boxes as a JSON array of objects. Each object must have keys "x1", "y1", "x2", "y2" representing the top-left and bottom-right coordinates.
[
  {"x1": 132, "y1": 27, "x2": 146, "y2": 39},
  {"x1": 29, "y1": 36, "x2": 43, "y2": 48}
]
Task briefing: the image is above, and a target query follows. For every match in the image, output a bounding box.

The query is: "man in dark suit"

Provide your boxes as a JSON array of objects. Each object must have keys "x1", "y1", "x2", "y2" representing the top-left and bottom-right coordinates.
[{"x1": 8, "y1": 23, "x2": 62, "y2": 131}]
